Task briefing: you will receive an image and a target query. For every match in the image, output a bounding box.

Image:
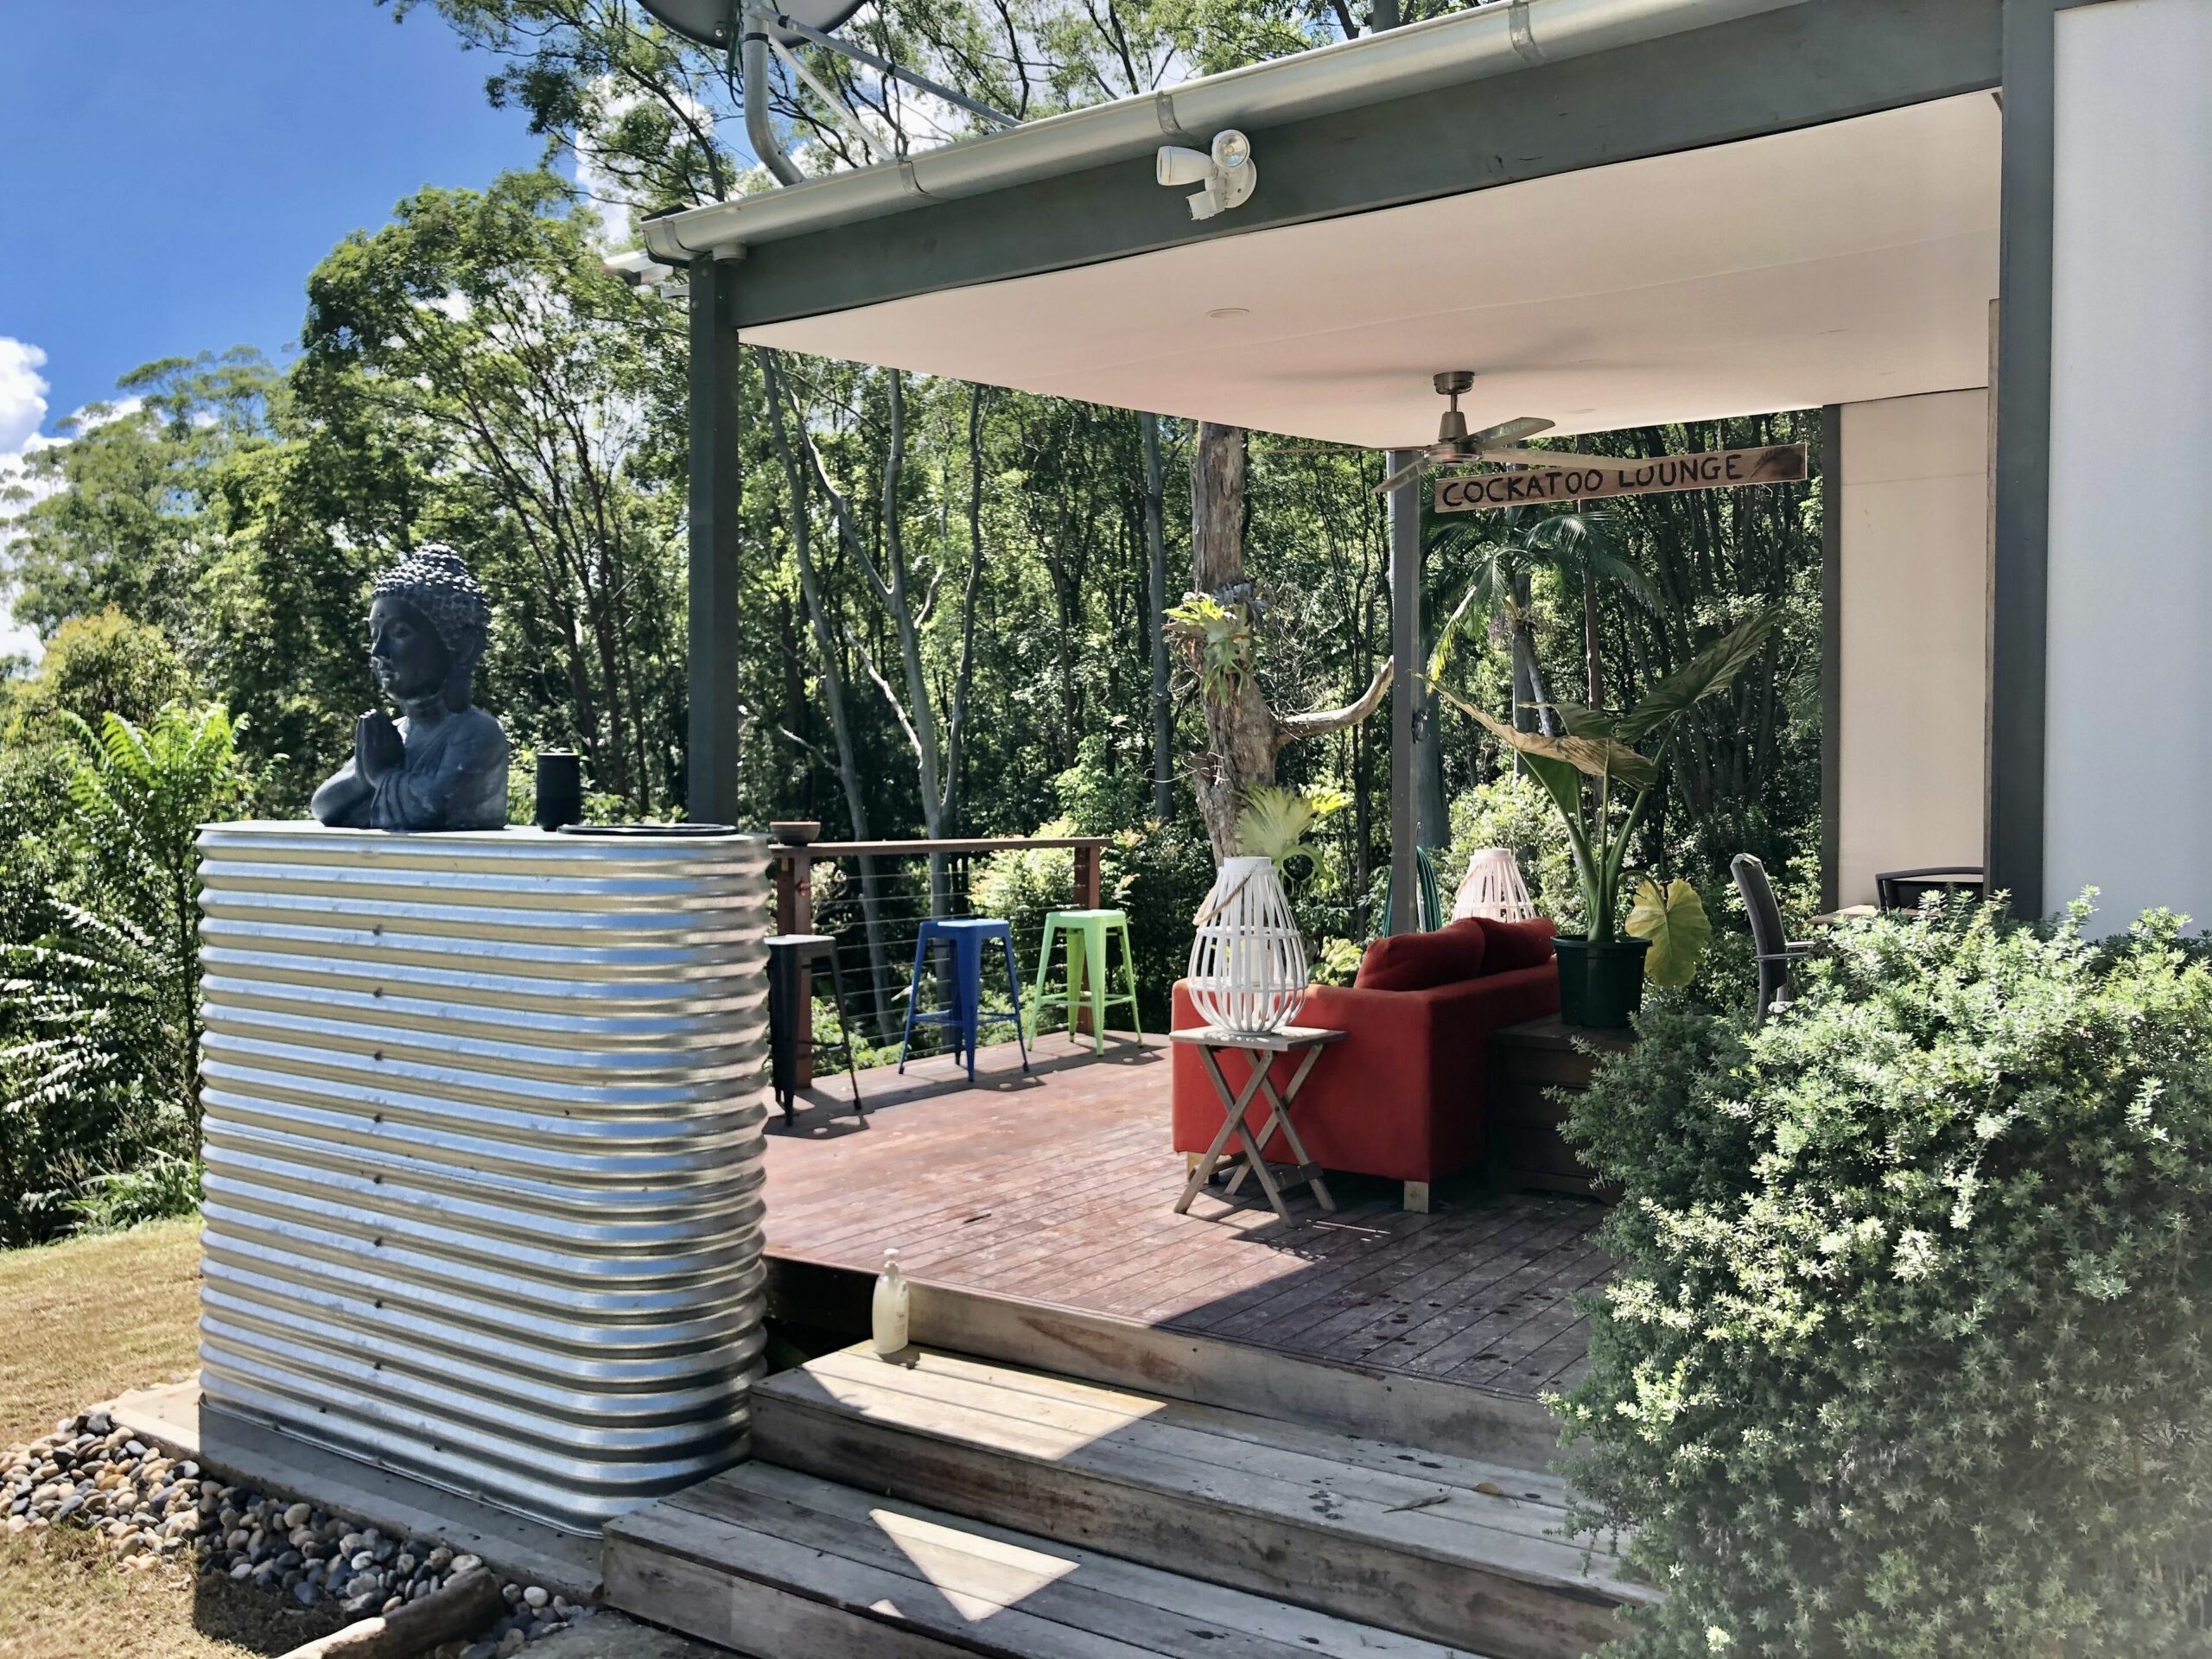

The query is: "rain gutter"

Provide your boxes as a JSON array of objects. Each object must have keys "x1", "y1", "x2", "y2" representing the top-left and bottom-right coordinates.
[{"x1": 643, "y1": 0, "x2": 1814, "y2": 264}]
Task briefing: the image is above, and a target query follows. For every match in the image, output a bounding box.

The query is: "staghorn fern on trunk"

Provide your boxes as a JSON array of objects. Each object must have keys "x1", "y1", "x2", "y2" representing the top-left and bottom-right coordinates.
[{"x1": 1232, "y1": 785, "x2": 1346, "y2": 868}]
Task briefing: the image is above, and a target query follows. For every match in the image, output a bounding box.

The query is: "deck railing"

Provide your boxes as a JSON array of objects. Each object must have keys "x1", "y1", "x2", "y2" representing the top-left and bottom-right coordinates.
[{"x1": 769, "y1": 836, "x2": 1107, "y2": 1083}]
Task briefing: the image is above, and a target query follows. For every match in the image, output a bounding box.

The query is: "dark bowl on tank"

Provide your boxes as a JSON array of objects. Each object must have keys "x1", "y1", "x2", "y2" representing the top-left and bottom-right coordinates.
[{"x1": 557, "y1": 822, "x2": 740, "y2": 836}]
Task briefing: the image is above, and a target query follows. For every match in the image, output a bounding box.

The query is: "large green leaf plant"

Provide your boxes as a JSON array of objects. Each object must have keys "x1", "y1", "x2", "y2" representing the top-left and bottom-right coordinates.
[{"x1": 1426, "y1": 609, "x2": 1782, "y2": 960}]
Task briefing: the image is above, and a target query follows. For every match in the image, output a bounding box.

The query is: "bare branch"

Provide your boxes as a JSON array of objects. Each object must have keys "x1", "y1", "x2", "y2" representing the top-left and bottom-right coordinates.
[
  {"x1": 847, "y1": 624, "x2": 925, "y2": 762},
  {"x1": 1272, "y1": 658, "x2": 1393, "y2": 752}
]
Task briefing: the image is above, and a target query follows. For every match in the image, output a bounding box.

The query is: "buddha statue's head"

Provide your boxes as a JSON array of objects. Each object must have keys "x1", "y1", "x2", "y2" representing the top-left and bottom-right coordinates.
[{"x1": 369, "y1": 546, "x2": 490, "y2": 710}]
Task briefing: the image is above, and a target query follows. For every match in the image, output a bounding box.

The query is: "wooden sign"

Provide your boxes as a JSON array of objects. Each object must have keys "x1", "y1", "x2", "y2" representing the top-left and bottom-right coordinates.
[{"x1": 1433, "y1": 442, "x2": 1808, "y2": 513}]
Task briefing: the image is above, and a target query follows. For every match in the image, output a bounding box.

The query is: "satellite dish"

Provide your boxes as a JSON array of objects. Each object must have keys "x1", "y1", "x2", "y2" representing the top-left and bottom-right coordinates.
[
  {"x1": 636, "y1": 0, "x2": 740, "y2": 46},
  {"x1": 638, "y1": 0, "x2": 868, "y2": 48}
]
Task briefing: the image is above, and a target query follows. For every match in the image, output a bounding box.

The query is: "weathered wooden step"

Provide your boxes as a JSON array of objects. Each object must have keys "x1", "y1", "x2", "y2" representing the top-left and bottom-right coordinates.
[
  {"x1": 604, "y1": 1459, "x2": 1494, "y2": 1658},
  {"x1": 895, "y1": 1279, "x2": 1565, "y2": 1471},
  {"x1": 747, "y1": 1344, "x2": 1651, "y2": 1659}
]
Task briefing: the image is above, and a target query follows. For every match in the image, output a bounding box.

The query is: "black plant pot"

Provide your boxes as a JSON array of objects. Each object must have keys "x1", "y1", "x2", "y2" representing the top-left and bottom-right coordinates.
[{"x1": 1553, "y1": 935, "x2": 1651, "y2": 1030}]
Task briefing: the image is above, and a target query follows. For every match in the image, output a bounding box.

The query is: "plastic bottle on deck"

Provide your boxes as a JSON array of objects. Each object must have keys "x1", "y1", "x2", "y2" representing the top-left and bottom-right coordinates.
[{"x1": 872, "y1": 1248, "x2": 910, "y2": 1355}]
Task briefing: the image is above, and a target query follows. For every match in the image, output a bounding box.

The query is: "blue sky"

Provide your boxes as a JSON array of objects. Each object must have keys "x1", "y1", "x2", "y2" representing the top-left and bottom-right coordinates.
[
  {"x1": 0, "y1": 3, "x2": 548, "y2": 652},
  {"x1": 2, "y1": 2, "x2": 547, "y2": 423}
]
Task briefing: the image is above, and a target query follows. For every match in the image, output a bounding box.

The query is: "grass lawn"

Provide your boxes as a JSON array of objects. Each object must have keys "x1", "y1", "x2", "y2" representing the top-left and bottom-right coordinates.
[
  {"x1": 0, "y1": 1528, "x2": 350, "y2": 1659},
  {"x1": 1, "y1": 1217, "x2": 202, "y2": 1447},
  {"x1": 0, "y1": 1218, "x2": 350, "y2": 1657}
]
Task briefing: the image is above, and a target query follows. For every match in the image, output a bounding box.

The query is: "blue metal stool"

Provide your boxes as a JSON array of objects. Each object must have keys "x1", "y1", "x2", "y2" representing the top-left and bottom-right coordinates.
[{"x1": 899, "y1": 918, "x2": 1031, "y2": 1082}]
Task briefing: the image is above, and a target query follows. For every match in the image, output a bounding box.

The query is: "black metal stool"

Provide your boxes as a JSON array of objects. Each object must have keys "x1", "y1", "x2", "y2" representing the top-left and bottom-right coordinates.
[{"x1": 766, "y1": 933, "x2": 864, "y2": 1124}]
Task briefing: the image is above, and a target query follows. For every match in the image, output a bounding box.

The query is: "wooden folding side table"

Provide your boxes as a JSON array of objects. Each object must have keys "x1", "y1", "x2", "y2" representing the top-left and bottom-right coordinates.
[{"x1": 1170, "y1": 1024, "x2": 1344, "y2": 1223}]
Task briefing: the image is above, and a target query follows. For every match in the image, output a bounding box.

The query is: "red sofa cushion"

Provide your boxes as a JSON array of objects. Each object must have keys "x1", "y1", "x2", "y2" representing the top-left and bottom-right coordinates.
[
  {"x1": 1170, "y1": 960, "x2": 1560, "y2": 1185},
  {"x1": 1354, "y1": 918, "x2": 1486, "y2": 991},
  {"x1": 1474, "y1": 915, "x2": 1559, "y2": 972}
]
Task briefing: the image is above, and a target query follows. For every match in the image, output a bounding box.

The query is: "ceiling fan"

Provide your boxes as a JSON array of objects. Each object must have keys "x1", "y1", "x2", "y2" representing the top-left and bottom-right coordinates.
[{"x1": 1360, "y1": 371, "x2": 1636, "y2": 498}]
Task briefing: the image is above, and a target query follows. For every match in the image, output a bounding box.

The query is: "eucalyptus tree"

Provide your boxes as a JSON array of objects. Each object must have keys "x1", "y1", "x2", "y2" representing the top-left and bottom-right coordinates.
[
  {"x1": 1170, "y1": 423, "x2": 1392, "y2": 861},
  {"x1": 773, "y1": 359, "x2": 989, "y2": 913},
  {"x1": 297, "y1": 170, "x2": 684, "y2": 810},
  {"x1": 3, "y1": 351, "x2": 278, "y2": 652}
]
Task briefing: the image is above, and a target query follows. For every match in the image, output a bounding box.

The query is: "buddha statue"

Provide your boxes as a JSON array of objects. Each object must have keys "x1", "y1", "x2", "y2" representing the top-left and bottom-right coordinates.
[{"x1": 311, "y1": 546, "x2": 510, "y2": 832}]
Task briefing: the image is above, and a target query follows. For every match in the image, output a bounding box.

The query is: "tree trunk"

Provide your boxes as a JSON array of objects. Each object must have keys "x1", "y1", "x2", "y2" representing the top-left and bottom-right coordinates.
[
  {"x1": 877, "y1": 371, "x2": 952, "y2": 917},
  {"x1": 763, "y1": 356, "x2": 895, "y2": 1037},
  {"x1": 1417, "y1": 670, "x2": 1447, "y2": 848},
  {"x1": 1583, "y1": 565, "x2": 1606, "y2": 710},
  {"x1": 1189, "y1": 423, "x2": 1276, "y2": 860},
  {"x1": 1142, "y1": 411, "x2": 1173, "y2": 821}
]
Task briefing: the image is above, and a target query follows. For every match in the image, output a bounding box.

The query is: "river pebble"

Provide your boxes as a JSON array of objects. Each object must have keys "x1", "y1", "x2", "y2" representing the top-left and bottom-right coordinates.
[{"x1": 5, "y1": 1409, "x2": 590, "y2": 1653}]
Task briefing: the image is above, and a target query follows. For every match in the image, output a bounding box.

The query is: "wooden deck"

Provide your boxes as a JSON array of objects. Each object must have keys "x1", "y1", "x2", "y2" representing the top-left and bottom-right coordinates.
[{"x1": 762, "y1": 1033, "x2": 1610, "y2": 1403}]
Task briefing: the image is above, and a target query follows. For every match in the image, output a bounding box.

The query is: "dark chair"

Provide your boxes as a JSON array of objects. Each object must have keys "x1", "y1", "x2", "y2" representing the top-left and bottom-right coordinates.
[
  {"x1": 1875, "y1": 866, "x2": 1985, "y2": 912},
  {"x1": 767, "y1": 933, "x2": 864, "y2": 1124},
  {"x1": 1732, "y1": 854, "x2": 1815, "y2": 1024}
]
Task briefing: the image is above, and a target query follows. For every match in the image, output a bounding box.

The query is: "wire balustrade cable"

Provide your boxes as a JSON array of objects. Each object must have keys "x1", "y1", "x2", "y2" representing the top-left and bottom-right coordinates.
[{"x1": 770, "y1": 836, "x2": 1109, "y2": 1070}]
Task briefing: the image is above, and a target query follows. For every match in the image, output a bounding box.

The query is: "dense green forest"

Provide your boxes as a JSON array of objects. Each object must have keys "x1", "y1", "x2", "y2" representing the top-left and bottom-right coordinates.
[{"x1": 0, "y1": 0, "x2": 1821, "y2": 1242}]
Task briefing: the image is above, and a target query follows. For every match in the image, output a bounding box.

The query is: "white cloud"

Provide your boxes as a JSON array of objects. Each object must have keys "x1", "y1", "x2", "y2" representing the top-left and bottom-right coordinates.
[
  {"x1": 0, "y1": 338, "x2": 54, "y2": 664},
  {"x1": 0, "y1": 339, "x2": 48, "y2": 454}
]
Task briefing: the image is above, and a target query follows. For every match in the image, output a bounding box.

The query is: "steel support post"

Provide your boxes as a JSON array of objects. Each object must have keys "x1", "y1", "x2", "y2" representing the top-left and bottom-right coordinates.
[
  {"x1": 1388, "y1": 450, "x2": 1421, "y2": 935},
  {"x1": 687, "y1": 253, "x2": 746, "y2": 825}
]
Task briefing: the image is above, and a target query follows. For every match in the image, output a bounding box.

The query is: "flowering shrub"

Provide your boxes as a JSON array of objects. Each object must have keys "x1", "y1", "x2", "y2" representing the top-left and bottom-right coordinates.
[{"x1": 1558, "y1": 898, "x2": 2212, "y2": 1656}]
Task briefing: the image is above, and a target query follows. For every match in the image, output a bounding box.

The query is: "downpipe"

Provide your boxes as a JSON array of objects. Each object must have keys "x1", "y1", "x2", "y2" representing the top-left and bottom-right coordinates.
[{"x1": 743, "y1": 8, "x2": 806, "y2": 188}]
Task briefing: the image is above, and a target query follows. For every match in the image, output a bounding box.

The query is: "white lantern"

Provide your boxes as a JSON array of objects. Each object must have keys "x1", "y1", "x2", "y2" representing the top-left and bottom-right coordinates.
[
  {"x1": 1186, "y1": 855, "x2": 1309, "y2": 1033},
  {"x1": 1452, "y1": 847, "x2": 1538, "y2": 923}
]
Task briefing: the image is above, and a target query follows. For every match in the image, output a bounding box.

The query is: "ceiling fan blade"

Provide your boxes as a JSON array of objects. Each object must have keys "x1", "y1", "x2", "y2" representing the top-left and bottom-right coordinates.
[
  {"x1": 1473, "y1": 446, "x2": 1637, "y2": 474},
  {"x1": 1468, "y1": 416, "x2": 1554, "y2": 446},
  {"x1": 1373, "y1": 456, "x2": 1428, "y2": 497}
]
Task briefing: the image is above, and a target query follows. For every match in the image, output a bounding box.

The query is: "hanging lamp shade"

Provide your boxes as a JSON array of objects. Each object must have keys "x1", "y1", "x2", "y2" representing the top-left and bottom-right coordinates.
[
  {"x1": 1452, "y1": 848, "x2": 1539, "y2": 923},
  {"x1": 1186, "y1": 855, "x2": 1309, "y2": 1033}
]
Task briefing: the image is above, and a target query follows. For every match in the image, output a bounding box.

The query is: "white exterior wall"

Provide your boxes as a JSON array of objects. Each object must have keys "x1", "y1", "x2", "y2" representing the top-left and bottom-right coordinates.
[
  {"x1": 1836, "y1": 391, "x2": 1992, "y2": 908},
  {"x1": 2044, "y1": 0, "x2": 2212, "y2": 929}
]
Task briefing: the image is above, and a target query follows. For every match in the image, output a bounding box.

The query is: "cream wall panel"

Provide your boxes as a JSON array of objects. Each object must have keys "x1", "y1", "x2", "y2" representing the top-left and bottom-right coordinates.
[{"x1": 1837, "y1": 391, "x2": 1990, "y2": 908}]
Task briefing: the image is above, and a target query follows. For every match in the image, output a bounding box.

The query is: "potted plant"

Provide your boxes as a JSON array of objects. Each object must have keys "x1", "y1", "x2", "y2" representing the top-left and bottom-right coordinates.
[{"x1": 1427, "y1": 610, "x2": 1780, "y2": 1027}]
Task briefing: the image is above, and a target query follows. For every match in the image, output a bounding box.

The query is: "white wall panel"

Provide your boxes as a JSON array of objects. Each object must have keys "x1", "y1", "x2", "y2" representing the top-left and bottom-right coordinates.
[{"x1": 2045, "y1": 0, "x2": 2212, "y2": 928}]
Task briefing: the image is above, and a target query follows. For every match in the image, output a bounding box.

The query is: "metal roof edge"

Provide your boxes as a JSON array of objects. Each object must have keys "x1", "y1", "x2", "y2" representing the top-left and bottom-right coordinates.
[{"x1": 641, "y1": 0, "x2": 1813, "y2": 263}]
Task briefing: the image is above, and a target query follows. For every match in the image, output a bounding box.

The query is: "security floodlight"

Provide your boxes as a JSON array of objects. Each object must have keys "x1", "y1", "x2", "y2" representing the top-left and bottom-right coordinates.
[
  {"x1": 604, "y1": 248, "x2": 679, "y2": 289},
  {"x1": 1155, "y1": 130, "x2": 1256, "y2": 221},
  {"x1": 1156, "y1": 147, "x2": 1212, "y2": 188}
]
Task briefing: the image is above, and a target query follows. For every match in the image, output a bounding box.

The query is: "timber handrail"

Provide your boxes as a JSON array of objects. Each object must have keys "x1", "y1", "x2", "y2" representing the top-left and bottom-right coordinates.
[
  {"x1": 768, "y1": 836, "x2": 1106, "y2": 858},
  {"x1": 771, "y1": 833, "x2": 1109, "y2": 1081}
]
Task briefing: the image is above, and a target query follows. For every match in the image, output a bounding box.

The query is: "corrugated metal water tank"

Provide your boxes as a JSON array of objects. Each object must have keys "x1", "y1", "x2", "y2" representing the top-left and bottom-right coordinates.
[{"x1": 194, "y1": 823, "x2": 770, "y2": 1534}]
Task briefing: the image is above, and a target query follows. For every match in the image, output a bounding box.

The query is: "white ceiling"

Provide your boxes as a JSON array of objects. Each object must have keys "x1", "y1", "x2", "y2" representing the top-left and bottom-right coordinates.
[{"x1": 748, "y1": 92, "x2": 2002, "y2": 448}]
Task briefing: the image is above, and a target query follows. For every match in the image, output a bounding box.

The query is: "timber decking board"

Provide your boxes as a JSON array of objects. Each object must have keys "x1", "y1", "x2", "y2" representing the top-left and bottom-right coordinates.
[
  {"x1": 763, "y1": 1038, "x2": 1608, "y2": 1400},
  {"x1": 784, "y1": 1348, "x2": 1592, "y2": 1569},
  {"x1": 747, "y1": 1345, "x2": 1649, "y2": 1658},
  {"x1": 606, "y1": 1461, "x2": 1493, "y2": 1659}
]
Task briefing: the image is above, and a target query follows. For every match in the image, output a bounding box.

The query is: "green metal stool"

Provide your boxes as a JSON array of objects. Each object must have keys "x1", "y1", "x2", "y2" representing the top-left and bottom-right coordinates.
[{"x1": 1033, "y1": 908, "x2": 1141, "y2": 1054}]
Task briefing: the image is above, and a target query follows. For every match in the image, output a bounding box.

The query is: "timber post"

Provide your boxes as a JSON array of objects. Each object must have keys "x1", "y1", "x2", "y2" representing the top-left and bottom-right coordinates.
[{"x1": 772, "y1": 850, "x2": 817, "y2": 1085}]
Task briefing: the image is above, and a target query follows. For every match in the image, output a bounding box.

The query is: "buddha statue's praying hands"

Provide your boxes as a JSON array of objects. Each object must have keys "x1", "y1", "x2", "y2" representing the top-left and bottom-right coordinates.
[{"x1": 311, "y1": 547, "x2": 510, "y2": 832}]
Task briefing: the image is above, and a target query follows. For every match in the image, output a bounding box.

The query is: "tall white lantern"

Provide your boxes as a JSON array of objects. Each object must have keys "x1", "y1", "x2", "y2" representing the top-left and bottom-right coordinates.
[
  {"x1": 1452, "y1": 847, "x2": 1538, "y2": 923},
  {"x1": 1186, "y1": 855, "x2": 1309, "y2": 1033}
]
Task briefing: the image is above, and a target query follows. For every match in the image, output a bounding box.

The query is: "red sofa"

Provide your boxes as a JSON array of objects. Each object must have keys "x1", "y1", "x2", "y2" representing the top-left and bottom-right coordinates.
[{"x1": 1171, "y1": 916, "x2": 1559, "y2": 1211}]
